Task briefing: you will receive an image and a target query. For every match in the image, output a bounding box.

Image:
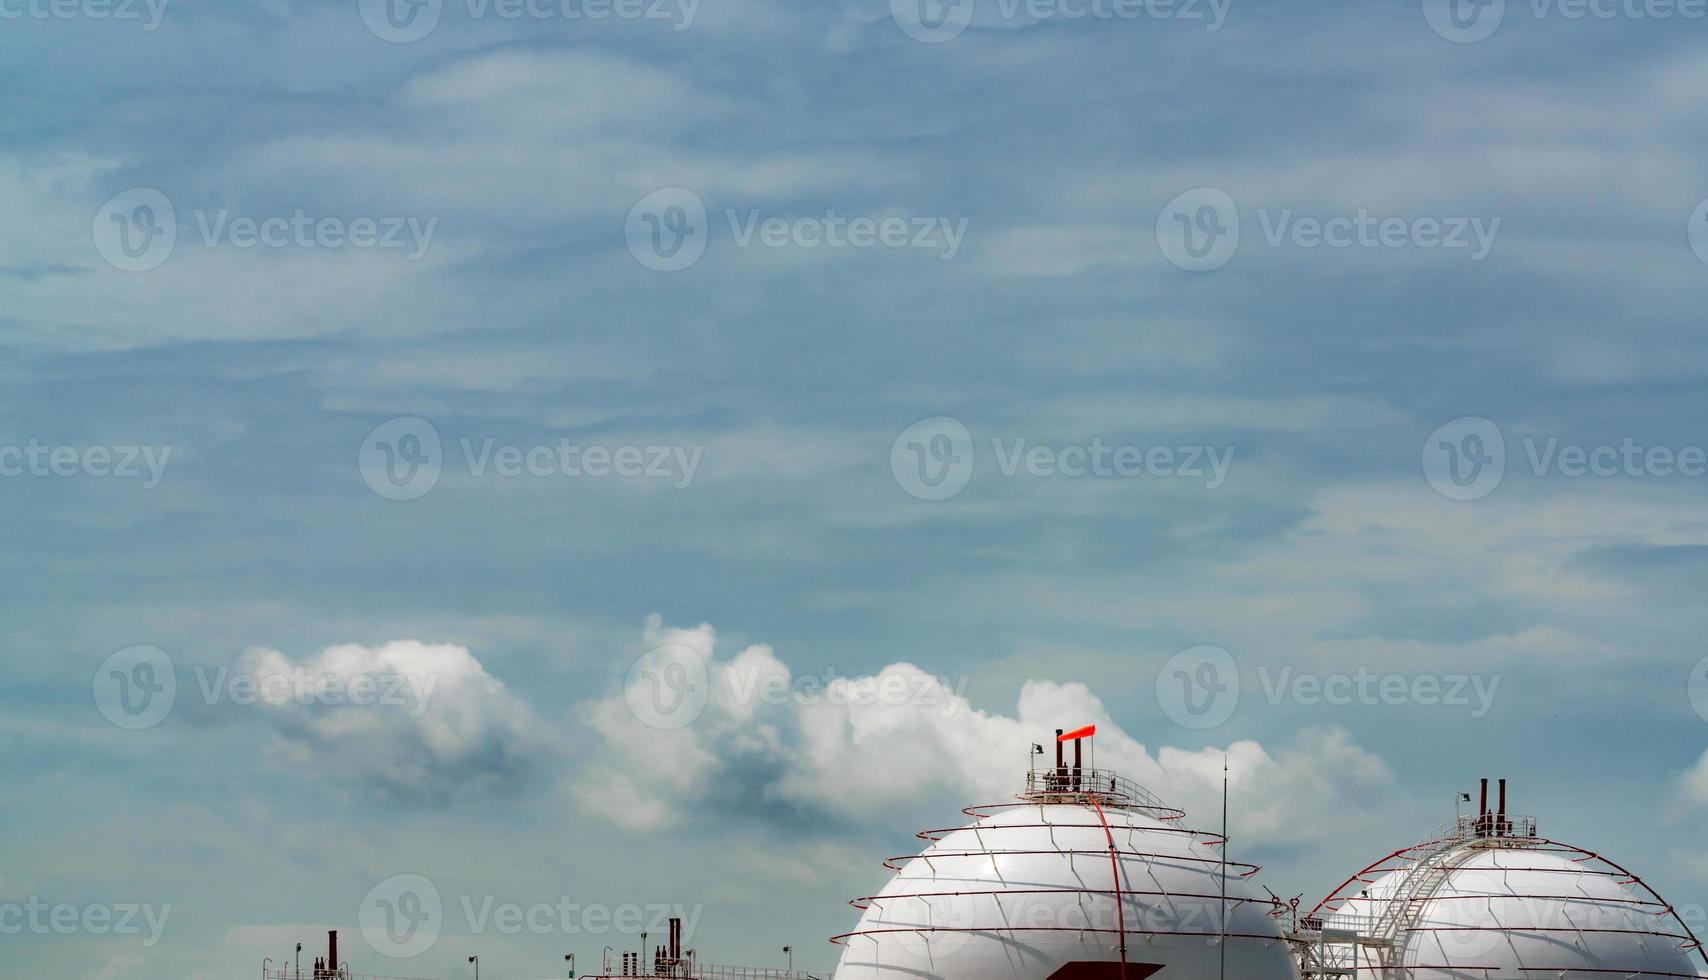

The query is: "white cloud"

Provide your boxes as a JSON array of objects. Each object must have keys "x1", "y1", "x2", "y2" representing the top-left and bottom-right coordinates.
[
  {"x1": 1667, "y1": 748, "x2": 1708, "y2": 822},
  {"x1": 237, "y1": 640, "x2": 544, "y2": 800},
  {"x1": 577, "y1": 616, "x2": 1391, "y2": 841}
]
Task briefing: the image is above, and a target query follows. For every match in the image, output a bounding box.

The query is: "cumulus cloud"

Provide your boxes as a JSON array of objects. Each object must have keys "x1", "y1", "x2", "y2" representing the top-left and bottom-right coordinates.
[
  {"x1": 1666, "y1": 748, "x2": 1708, "y2": 822},
  {"x1": 576, "y1": 615, "x2": 1391, "y2": 840},
  {"x1": 235, "y1": 640, "x2": 544, "y2": 801}
]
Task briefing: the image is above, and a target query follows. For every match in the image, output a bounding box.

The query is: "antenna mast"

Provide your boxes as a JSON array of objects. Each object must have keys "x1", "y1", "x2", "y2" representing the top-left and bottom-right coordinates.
[{"x1": 1220, "y1": 754, "x2": 1229, "y2": 980}]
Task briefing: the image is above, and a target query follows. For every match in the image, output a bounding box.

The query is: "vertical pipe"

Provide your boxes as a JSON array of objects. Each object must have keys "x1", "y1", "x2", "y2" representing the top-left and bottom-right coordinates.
[
  {"x1": 1072, "y1": 736, "x2": 1083, "y2": 791},
  {"x1": 1498, "y1": 778, "x2": 1508, "y2": 837},
  {"x1": 1478, "y1": 778, "x2": 1488, "y2": 835},
  {"x1": 1055, "y1": 729, "x2": 1065, "y2": 771},
  {"x1": 328, "y1": 932, "x2": 338, "y2": 979}
]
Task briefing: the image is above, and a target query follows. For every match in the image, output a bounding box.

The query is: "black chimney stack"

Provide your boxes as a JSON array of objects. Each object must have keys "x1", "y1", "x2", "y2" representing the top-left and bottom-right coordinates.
[
  {"x1": 1072, "y1": 735, "x2": 1083, "y2": 791},
  {"x1": 328, "y1": 930, "x2": 339, "y2": 977},
  {"x1": 1498, "y1": 778, "x2": 1508, "y2": 837}
]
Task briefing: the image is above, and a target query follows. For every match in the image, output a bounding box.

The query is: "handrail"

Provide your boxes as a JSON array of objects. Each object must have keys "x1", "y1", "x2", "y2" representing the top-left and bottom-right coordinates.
[
  {"x1": 591, "y1": 950, "x2": 819, "y2": 980},
  {"x1": 1019, "y1": 767, "x2": 1180, "y2": 817}
]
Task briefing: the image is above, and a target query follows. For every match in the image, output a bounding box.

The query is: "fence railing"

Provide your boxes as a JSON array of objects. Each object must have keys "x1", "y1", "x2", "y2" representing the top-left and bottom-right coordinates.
[
  {"x1": 591, "y1": 954, "x2": 820, "y2": 979},
  {"x1": 1022, "y1": 767, "x2": 1177, "y2": 815}
]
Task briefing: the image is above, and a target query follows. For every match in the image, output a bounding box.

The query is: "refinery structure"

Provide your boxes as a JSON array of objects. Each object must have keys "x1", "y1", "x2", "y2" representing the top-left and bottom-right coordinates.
[{"x1": 269, "y1": 727, "x2": 1708, "y2": 980}]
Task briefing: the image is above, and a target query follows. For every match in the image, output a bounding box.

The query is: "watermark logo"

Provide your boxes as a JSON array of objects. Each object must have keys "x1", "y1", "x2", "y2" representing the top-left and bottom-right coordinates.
[
  {"x1": 1689, "y1": 655, "x2": 1708, "y2": 724},
  {"x1": 193, "y1": 666, "x2": 438, "y2": 718},
  {"x1": 627, "y1": 189, "x2": 970, "y2": 271},
  {"x1": 625, "y1": 643, "x2": 710, "y2": 730},
  {"x1": 360, "y1": 417, "x2": 444, "y2": 501},
  {"x1": 1156, "y1": 645, "x2": 1239, "y2": 730},
  {"x1": 1689, "y1": 197, "x2": 1708, "y2": 268},
  {"x1": 1257, "y1": 209, "x2": 1499, "y2": 259},
  {"x1": 359, "y1": 0, "x2": 443, "y2": 42},
  {"x1": 1423, "y1": 0, "x2": 1506, "y2": 41},
  {"x1": 1157, "y1": 187, "x2": 1239, "y2": 272},
  {"x1": 891, "y1": 895, "x2": 976, "y2": 961},
  {"x1": 0, "y1": 440, "x2": 172, "y2": 487},
  {"x1": 892, "y1": 0, "x2": 976, "y2": 41},
  {"x1": 890, "y1": 0, "x2": 1230, "y2": 41},
  {"x1": 94, "y1": 645, "x2": 177, "y2": 731},
  {"x1": 95, "y1": 188, "x2": 437, "y2": 269},
  {"x1": 1425, "y1": 418, "x2": 1708, "y2": 499},
  {"x1": 626, "y1": 188, "x2": 709, "y2": 272},
  {"x1": 1429, "y1": 869, "x2": 1508, "y2": 958},
  {"x1": 359, "y1": 417, "x2": 704, "y2": 500},
  {"x1": 1159, "y1": 190, "x2": 1501, "y2": 271},
  {"x1": 361, "y1": 874, "x2": 444, "y2": 959},
  {"x1": 0, "y1": 899, "x2": 172, "y2": 947},
  {"x1": 93, "y1": 188, "x2": 176, "y2": 273},
  {"x1": 890, "y1": 417, "x2": 1236, "y2": 501},
  {"x1": 0, "y1": 0, "x2": 169, "y2": 29},
  {"x1": 1257, "y1": 666, "x2": 1500, "y2": 718},
  {"x1": 362, "y1": 876, "x2": 700, "y2": 960},
  {"x1": 360, "y1": 0, "x2": 697, "y2": 41},
  {"x1": 1423, "y1": 416, "x2": 1506, "y2": 501},
  {"x1": 891, "y1": 417, "x2": 976, "y2": 501},
  {"x1": 1425, "y1": 0, "x2": 1703, "y2": 40}
]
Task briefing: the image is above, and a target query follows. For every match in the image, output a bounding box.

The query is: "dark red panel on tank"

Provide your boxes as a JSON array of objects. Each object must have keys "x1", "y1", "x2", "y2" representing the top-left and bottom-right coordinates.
[{"x1": 1045, "y1": 964, "x2": 1164, "y2": 980}]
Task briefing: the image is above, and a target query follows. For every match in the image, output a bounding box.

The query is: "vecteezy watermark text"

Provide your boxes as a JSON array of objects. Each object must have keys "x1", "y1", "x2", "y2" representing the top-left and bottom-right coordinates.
[
  {"x1": 358, "y1": 0, "x2": 699, "y2": 43},
  {"x1": 1423, "y1": 416, "x2": 1708, "y2": 501},
  {"x1": 359, "y1": 416, "x2": 703, "y2": 501},
  {"x1": 1155, "y1": 645, "x2": 1502, "y2": 729},
  {"x1": 193, "y1": 666, "x2": 438, "y2": 719},
  {"x1": 1155, "y1": 188, "x2": 1501, "y2": 272},
  {"x1": 1256, "y1": 666, "x2": 1500, "y2": 718},
  {"x1": 93, "y1": 645, "x2": 444, "y2": 730},
  {"x1": 889, "y1": 0, "x2": 1230, "y2": 44},
  {"x1": 889, "y1": 417, "x2": 1235, "y2": 501},
  {"x1": 625, "y1": 189, "x2": 970, "y2": 271},
  {"x1": 359, "y1": 873, "x2": 702, "y2": 959},
  {"x1": 93, "y1": 188, "x2": 437, "y2": 273},
  {"x1": 0, "y1": 899, "x2": 172, "y2": 947},
  {"x1": 0, "y1": 0, "x2": 168, "y2": 29},
  {"x1": 0, "y1": 441, "x2": 172, "y2": 488},
  {"x1": 1423, "y1": 0, "x2": 1708, "y2": 43}
]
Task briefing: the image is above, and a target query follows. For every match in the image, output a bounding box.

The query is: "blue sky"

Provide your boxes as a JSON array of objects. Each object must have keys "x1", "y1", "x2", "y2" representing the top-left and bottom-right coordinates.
[{"x1": 6, "y1": 0, "x2": 1708, "y2": 977}]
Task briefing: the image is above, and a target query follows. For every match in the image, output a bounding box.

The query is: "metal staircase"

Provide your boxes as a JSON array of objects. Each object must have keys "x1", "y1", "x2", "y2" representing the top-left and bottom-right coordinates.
[
  {"x1": 1289, "y1": 811, "x2": 1540, "y2": 980},
  {"x1": 1292, "y1": 818, "x2": 1470, "y2": 979}
]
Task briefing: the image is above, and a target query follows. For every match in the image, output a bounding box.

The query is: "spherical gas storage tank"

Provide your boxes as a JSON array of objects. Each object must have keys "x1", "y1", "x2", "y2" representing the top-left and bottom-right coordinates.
[
  {"x1": 831, "y1": 741, "x2": 1298, "y2": 980},
  {"x1": 1315, "y1": 783, "x2": 1706, "y2": 980}
]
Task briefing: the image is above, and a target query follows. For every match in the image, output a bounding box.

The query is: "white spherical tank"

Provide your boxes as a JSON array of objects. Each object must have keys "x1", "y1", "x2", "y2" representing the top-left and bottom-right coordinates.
[
  {"x1": 1315, "y1": 790, "x2": 1706, "y2": 980},
  {"x1": 831, "y1": 759, "x2": 1298, "y2": 980}
]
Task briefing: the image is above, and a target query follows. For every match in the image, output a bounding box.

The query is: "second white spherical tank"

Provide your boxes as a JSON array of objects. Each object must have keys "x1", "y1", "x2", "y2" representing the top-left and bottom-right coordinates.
[{"x1": 1328, "y1": 845, "x2": 1702, "y2": 979}]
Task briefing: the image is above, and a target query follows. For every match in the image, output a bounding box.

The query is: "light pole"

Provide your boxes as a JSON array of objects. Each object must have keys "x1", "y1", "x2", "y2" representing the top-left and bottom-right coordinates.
[
  {"x1": 296, "y1": 942, "x2": 303, "y2": 978},
  {"x1": 468, "y1": 955, "x2": 478, "y2": 980},
  {"x1": 784, "y1": 945, "x2": 793, "y2": 972},
  {"x1": 565, "y1": 953, "x2": 575, "y2": 978}
]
